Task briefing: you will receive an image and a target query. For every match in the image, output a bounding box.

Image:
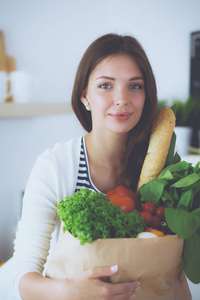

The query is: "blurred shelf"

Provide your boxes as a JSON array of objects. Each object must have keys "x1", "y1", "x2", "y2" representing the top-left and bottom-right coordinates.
[
  {"x1": 0, "y1": 102, "x2": 73, "y2": 118},
  {"x1": 182, "y1": 155, "x2": 200, "y2": 165}
]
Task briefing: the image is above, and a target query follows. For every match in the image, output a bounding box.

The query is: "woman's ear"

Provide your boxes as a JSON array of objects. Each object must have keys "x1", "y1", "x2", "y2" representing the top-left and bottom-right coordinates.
[
  {"x1": 80, "y1": 90, "x2": 87, "y2": 106},
  {"x1": 81, "y1": 90, "x2": 91, "y2": 111}
]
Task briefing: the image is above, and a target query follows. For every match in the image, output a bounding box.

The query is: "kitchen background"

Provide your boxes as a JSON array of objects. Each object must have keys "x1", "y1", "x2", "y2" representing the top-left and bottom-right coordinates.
[{"x1": 0, "y1": 0, "x2": 200, "y2": 297}]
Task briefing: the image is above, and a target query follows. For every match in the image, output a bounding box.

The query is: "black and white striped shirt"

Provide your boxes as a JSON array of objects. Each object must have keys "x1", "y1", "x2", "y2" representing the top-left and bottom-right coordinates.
[{"x1": 75, "y1": 137, "x2": 99, "y2": 193}]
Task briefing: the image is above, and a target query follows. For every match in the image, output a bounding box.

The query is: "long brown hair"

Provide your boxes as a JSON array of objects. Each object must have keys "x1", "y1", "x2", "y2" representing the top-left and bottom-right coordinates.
[{"x1": 72, "y1": 33, "x2": 157, "y2": 191}]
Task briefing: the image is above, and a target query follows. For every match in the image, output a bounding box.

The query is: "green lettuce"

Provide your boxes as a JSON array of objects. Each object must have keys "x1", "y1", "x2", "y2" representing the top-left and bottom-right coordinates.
[{"x1": 57, "y1": 188, "x2": 145, "y2": 245}]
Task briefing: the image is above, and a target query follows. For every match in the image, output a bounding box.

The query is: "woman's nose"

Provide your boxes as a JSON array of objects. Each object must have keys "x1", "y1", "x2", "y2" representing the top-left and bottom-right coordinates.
[{"x1": 114, "y1": 88, "x2": 128, "y2": 106}]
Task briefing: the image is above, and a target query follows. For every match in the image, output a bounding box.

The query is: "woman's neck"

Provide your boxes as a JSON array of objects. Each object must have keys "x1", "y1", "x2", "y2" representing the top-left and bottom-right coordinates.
[
  {"x1": 84, "y1": 130, "x2": 129, "y2": 193},
  {"x1": 85, "y1": 130, "x2": 128, "y2": 167}
]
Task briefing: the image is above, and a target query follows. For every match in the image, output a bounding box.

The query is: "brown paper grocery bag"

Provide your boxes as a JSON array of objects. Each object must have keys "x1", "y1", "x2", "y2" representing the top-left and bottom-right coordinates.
[{"x1": 46, "y1": 223, "x2": 191, "y2": 299}]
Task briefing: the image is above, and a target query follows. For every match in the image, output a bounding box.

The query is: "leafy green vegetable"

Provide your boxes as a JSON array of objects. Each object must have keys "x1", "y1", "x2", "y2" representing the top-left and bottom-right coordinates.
[
  {"x1": 161, "y1": 161, "x2": 192, "y2": 177},
  {"x1": 177, "y1": 189, "x2": 193, "y2": 211},
  {"x1": 171, "y1": 173, "x2": 199, "y2": 189},
  {"x1": 183, "y1": 228, "x2": 200, "y2": 284},
  {"x1": 165, "y1": 207, "x2": 200, "y2": 239},
  {"x1": 194, "y1": 161, "x2": 200, "y2": 173},
  {"x1": 57, "y1": 188, "x2": 145, "y2": 245},
  {"x1": 165, "y1": 131, "x2": 181, "y2": 166},
  {"x1": 137, "y1": 179, "x2": 167, "y2": 205},
  {"x1": 138, "y1": 160, "x2": 200, "y2": 283},
  {"x1": 139, "y1": 161, "x2": 200, "y2": 212}
]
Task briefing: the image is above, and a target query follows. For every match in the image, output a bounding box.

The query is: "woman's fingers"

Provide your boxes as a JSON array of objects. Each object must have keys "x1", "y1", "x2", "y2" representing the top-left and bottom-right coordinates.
[
  {"x1": 86, "y1": 265, "x2": 119, "y2": 279},
  {"x1": 84, "y1": 265, "x2": 140, "y2": 299},
  {"x1": 108, "y1": 281, "x2": 140, "y2": 295},
  {"x1": 97, "y1": 280, "x2": 140, "y2": 299}
]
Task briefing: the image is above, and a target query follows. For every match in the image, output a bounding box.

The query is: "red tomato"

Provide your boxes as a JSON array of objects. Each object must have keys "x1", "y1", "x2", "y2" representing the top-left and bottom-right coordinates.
[
  {"x1": 109, "y1": 194, "x2": 135, "y2": 213},
  {"x1": 150, "y1": 216, "x2": 161, "y2": 229},
  {"x1": 108, "y1": 194, "x2": 121, "y2": 206},
  {"x1": 143, "y1": 202, "x2": 156, "y2": 215},
  {"x1": 115, "y1": 186, "x2": 140, "y2": 209},
  {"x1": 155, "y1": 206, "x2": 165, "y2": 220},
  {"x1": 106, "y1": 190, "x2": 116, "y2": 200},
  {"x1": 139, "y1": 211, "x2": 152, "y2": 225},
  {"x1": 120, "y1": 197, "x2": 135, "y2": 213},
  {"x1": 115, "y1": 186, "x2": 135, "y2": 198}
]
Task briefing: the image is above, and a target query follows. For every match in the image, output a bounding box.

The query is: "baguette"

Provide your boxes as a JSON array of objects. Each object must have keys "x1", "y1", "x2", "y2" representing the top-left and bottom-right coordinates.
[{"x1": 137, "y1": 107, "x2": 175, "y2": 191}]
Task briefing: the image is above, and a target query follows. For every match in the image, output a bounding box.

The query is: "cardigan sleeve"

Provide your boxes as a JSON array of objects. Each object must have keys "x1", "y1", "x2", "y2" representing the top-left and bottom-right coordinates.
[
  {"x1": 11, "y1": 149, "x2": 59, "y2": 298},
  {"x1": 10, "y1": 136, "x2": 82, "y2": 299}
]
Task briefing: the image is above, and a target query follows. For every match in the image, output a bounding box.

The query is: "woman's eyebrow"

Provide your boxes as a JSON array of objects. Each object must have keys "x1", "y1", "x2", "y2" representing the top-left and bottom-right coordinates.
[
  {"x1": 95, "y1": 76, "x2": 144, "y2": 81},
  {"x1": 129, "y1": 76, "x2": 144, "y2": 81},
  {"x1": 96, "y1": 76, "x2": 115, "y2": 81}
]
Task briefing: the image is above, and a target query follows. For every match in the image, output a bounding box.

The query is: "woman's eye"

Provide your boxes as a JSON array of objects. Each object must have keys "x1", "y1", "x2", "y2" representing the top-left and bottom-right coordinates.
[
  {"x1": 130, "y1": 84, "x2": 142, "y2": 90},
  {"x1": 99, "y1": 83, "x2": 111, "y2": 89}
]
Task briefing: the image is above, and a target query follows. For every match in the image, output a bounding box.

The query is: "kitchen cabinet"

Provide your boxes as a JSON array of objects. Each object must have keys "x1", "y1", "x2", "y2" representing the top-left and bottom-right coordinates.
[{"x1": 0, "y1": 102, "x2": 73, "y2": 118}]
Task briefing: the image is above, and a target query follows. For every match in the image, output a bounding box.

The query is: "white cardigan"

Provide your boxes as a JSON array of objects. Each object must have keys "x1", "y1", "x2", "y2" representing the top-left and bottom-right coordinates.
[{"x1": 0, "y1": 136, "x2": 82, "y2": 299}]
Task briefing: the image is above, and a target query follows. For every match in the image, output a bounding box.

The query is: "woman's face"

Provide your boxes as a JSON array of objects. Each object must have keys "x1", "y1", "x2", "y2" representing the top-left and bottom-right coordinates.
[{"x1": 81, "y1": 54, "x2": 146, "y2": 135}]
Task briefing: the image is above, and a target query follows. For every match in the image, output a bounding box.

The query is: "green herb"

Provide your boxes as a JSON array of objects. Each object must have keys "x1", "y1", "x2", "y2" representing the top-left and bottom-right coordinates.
[
  {"x1": 165, "y1": 207, "x2": 200, "y2": 240},
  {"x1": 138, "y1": 161, "x2": 200, "y2": 283},
  {"x1": 57, "y1": 188, "x2": 145, "y2": 245},
  {"x1": 165, "y1": 132, "x2": 181, "y2": 166},
  {"x1": 182, "y1": 228, "x2": 200, "y2": 284},
  {"x1": 162, "y1": 106, "x2": 181, "y2": 167}
]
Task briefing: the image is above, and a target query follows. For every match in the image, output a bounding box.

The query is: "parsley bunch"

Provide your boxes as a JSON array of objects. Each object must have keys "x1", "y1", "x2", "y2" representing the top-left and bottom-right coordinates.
[{"x1": 57, "y1": 188, "x2": 145, "y2": 245}]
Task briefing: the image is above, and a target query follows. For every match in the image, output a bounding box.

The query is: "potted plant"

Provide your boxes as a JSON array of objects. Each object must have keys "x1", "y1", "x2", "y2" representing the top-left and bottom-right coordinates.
[{"x1": 158, "y1": 96, "x2": 200, "y2": 156}]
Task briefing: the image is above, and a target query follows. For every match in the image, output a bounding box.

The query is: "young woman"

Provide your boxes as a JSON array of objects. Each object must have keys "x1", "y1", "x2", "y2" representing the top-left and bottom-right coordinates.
[{"x1": 5, "y1": 33, "x2": 157, "y2": 299}]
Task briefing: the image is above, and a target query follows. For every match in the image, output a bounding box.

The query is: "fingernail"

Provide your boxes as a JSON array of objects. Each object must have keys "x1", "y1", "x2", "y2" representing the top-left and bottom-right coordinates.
[
  {"x1": 110, "y1": 265, "x2": 118, "y2": 272},
  {"x1": 130, "y1": 295, "x2": 135, "y2": 299},
  {"x1": 136, "y1": 286, "x2": 140, "y2": 292},
  {"x1": 136, "y1": 281, "x2": 140, "y2": 288}
]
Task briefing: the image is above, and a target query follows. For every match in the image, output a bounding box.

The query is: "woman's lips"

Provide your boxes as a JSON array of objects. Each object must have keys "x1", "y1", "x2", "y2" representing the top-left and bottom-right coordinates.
[{"x1": 109, "y1": 112, "x2": 132, "y2": 121}]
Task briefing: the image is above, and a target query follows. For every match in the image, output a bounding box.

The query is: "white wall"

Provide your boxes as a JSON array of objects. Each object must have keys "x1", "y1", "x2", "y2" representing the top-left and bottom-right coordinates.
[{"x1": 0, "y1": 0, "x2": 200, "y2": 297}]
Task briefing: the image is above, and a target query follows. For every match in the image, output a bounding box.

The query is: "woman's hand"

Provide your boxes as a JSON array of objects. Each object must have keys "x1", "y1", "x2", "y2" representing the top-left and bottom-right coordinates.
[
  {"x1": 19, "y1": 266, "x2": 140, "y2": 300},
  {"x1": 64, "y1": 265, "x2": 140, "y2": 300}
]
